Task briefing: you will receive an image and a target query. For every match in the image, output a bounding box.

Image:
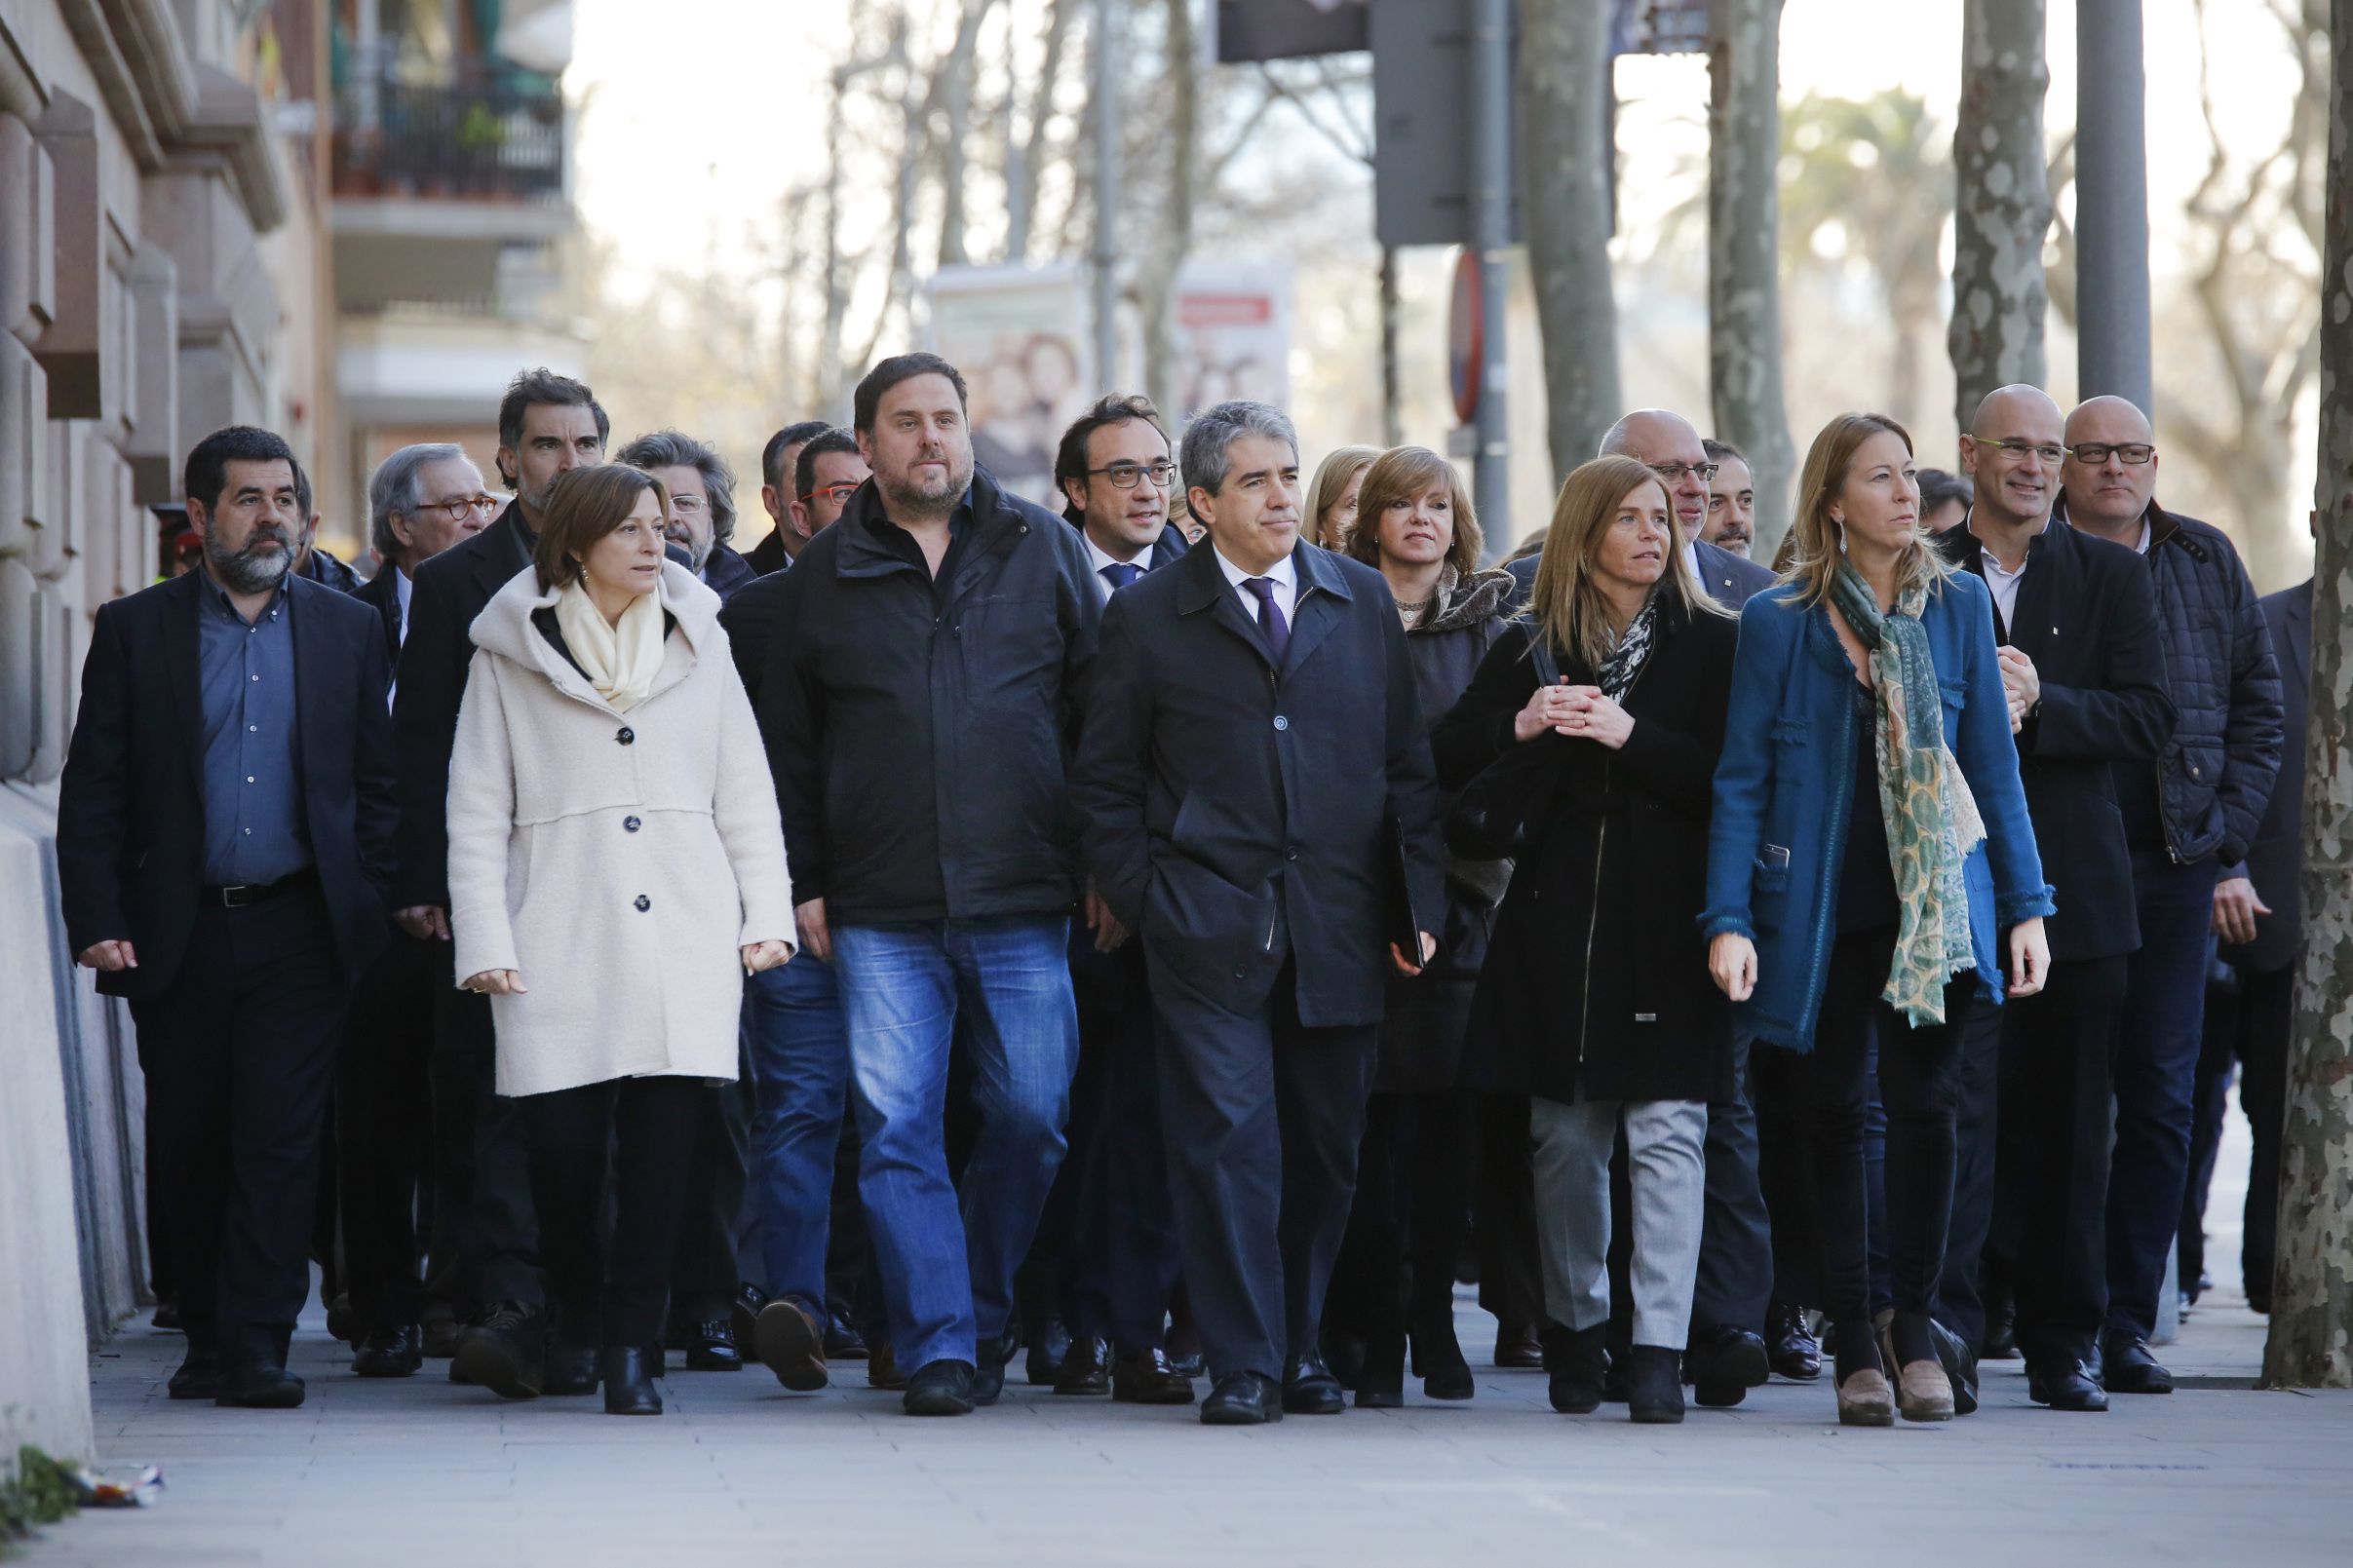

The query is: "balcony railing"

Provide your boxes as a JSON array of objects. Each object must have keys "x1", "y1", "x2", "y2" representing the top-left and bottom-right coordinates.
[{"x1": 331, "y1": 76, "x2": 565, "y2": 204}]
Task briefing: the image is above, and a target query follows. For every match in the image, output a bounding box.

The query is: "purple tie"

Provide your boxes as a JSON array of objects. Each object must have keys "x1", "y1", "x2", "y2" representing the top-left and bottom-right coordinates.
[{"x1": 1243, "y1": 577, "x2": 1290, "y2": 665}]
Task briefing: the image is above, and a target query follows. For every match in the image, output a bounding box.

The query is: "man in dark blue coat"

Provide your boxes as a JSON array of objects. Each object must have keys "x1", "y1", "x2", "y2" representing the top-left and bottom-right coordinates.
[
  {"x1": 58, "y1": 425, "x2": 396, "y2": 1409},
  {"x1": 1073, "y1": 400, "x2": 1443, "y2": 1425}
]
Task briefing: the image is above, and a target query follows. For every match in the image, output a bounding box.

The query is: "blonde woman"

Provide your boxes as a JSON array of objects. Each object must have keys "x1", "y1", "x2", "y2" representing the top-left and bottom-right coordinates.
[
  {"x1": 446, "y1": 463, "x2": 793, "y2": 1416},
  {"x1": 1431, "y1": 456, "x2": 1738, "y2": 1423},
  {"x1": 1306, "y1": 443, "x2": 1381, "y2": 550},
  {"x1": 1701, "y1": 412, "x2": 2052, "y2": 1427}
]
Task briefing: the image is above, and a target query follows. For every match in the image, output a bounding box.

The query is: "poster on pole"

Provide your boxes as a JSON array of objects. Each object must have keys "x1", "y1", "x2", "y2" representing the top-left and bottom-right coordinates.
[
  {"x1": 1170, "y1": 260, "x2": 1293, "y2": 424},
  {"x1": 925, "y1": 262, "x2": 1091, "y2": 504}
]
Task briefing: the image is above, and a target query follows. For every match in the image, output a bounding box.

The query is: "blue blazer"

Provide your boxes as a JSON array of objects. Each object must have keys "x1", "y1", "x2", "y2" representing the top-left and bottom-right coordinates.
[{"x1": 1701, "y1": 569, "x2": 2055, "y2": 1051}]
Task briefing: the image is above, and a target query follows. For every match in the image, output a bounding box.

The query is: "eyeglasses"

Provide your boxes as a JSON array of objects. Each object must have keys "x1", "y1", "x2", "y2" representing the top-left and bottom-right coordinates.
[
  {"x1": 416, "y1": 495, "x2": 500, "y2": 523},
  {"x1": 1088, "y1": 461, "x2": 1177, "y2": 490},
  {"x1": 1646, "y1": 461, "x2": 1718, "y2": 483},
  {"x1": 2065, "y1": 441, "x2": 2155, "y2": 466},
  {"x1": 1980, "y1": 438, "x2": 2065, "y2": 464},
  {"x1": 668, "y1": 494, "x2": 709, "y2": 516},
  {"x1": 797, "y1": 482, "x2": 862, "y2": 508}
]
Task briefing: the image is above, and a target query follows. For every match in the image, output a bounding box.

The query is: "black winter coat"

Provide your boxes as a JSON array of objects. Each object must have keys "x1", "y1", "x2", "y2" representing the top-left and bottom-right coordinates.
[
  {"x1": 2227, "y1": 579, "x2": 2311, "y2": 974},
  {"x1": 759, "y1": 467, "x2": 1100, "y2": 925},
  {"x1": 1433, "y1": 595, "x2": 1737, "y2": 1105}
]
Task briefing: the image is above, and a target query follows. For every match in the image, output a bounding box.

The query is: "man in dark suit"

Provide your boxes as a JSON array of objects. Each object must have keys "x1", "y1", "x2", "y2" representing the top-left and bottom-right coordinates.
[
  {"x1": 1019, "y1": 395, "x2": 1198, "y2": 1402},
  {"x1": 1933, "y1": 384, "x2": 2176, "y2": 1412},
  {"x1": 58, "y1": 425, "x2": 396, "y2": 1408},
  {"x1": 391, "y1": 367, "x2": 608, "y2": 1397},
  {"x1": 337, "y1": 444, "x2": 495, "y2": 1376},
  {"x1": 746, "y1": 419, "x2": 834, "y2": 575},
  {"x1": 2198, "y1": 565, "x2": 2311, "y2": 1313},
  {"x1": 1074, "y1": 400, "x2": 1443, "y2": 1425}
]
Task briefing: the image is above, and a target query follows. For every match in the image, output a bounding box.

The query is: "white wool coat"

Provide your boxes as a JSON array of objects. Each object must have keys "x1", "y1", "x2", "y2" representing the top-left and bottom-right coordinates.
[{"x1": 446, "y1": 560, "x2": 793, "y2": 1097}]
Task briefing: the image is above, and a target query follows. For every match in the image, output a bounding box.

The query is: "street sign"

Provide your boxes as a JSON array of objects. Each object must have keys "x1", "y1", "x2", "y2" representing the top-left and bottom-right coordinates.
[
  {"x1": 1448, "y1": 248, "x2": 1482, "y2": 425},
  {"x1": 1213, "y1": 1, "x2": 1369, "y2": 63}
]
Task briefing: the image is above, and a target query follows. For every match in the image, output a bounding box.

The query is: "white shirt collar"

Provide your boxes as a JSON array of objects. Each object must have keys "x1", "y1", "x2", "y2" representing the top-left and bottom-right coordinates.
[
  {"x1": 2133, "y1": 516, "x2": 2152, "y2": 555},
  {"x1": 1213, "y1": 544, "x2": 1294, "y2": 593},
  {"x1": 1682, "y1": 538, "x2": 1699, "y2": 582},
  {"x1": 393, "y1": 564, "x2": 413, "y2": 624},
  {"x1": 1083, "y1": 530, "x2": 1149, "y2": 579}
]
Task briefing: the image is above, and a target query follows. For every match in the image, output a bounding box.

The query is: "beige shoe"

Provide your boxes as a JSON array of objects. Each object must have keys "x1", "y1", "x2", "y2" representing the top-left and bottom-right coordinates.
[
  {"x1": 1897, "y1": 1358, "x2": 1954, "y2": 1422},
  {"x1": 1836, "y1": 1365, "x2": 1896, "y2": 1427}
]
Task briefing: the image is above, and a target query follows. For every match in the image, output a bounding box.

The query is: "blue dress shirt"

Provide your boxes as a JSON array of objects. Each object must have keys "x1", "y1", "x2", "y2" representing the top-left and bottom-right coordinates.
[{"x1": 196, "y1": 574, "x2": 313, "y2": 886}]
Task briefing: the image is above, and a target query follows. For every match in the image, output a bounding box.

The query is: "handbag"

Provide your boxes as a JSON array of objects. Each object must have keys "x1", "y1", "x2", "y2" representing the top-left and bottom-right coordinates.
[{"x1": 1444, "y1": 635, "x2": 1568, "y2": 860}]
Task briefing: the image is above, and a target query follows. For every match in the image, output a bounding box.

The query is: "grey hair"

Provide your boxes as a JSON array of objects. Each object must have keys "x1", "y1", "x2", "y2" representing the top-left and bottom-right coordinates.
[
  {"x1": 1180, "y1": 401, "x2": 1298, "y2": 497},
  {"x1": 368, "y1": 442, "x2": 473, "y2": 561},
  {"x1": 615, "y1": 429, "x2": 738, "y2": 545}
]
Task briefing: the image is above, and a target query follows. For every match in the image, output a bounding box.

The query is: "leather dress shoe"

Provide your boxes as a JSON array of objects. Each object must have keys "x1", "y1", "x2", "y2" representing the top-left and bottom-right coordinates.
[
  {"x1": 1625, "y1": 1345, "x2": 1685, "y2": 1424},
  {"x1": 1025, "y1": 1319, "x2": 1071, "y2": 1386},
  {"x1": 1054, "y1": 1334, "x2": 1111, "y2": 1396},
  {"x1": 1982, "y1": 1292, "x2": 2021, "y2": 1360},
  {"x1": 1111, "y1": 1347, "x2": 1197, "y2": 1405},
  {"x1": 1200, "y1": 1370, "x2": 1282, "y2": 1425},
  {"x1": 1492, "y1": 1321, "x2": 1545, "y2": 1370},
  {"x1": 2102, "y1": 1334, "x2": 2175, "y2": 1395},
  {"x1": 903, "y1": 1358, "x2": 976, "y2": 1416},
  {"x1": 973, "y1": 1336, "x2": 1015, "y2": 1405},
  {"x1": 753, "y1": 1295, "x2": 829, "y2": 1391},
  {"x1": 1281, "y1": 1354, "x2": 1347, "y2": 1415},
  {"x1": 868, "y1": 1340, "x2": 906, "y2": 1390},
  {"x1": 421, "y1": 1318, "x2": 464, "y2": 1359},
  {"x1": 216, "y1": 1361, "x2": 305, "y2": 1409},
  {"x1": 599, "y1": 1346, "x2": 663, "y2": 1415},
  {"x1": 152, "y1": 1298, "x2": 184, "y2": 1333},
  {"x1": 680, "y1": 1319, "x2": 743, "y2": 1372},
  {"x1": 168, "y1": 1346, "x2": 219, "y2": 1400},
  {"x1": 542, "y1": 1340, "x2": 599, "y2": 1396},
  {"x1": 1928, "y1": 1318, "x2": 1979, "y2": 1415},
  {"x1": 730, "y1": 1282, "x2": 770, "y2": 1350},
  {"x1": 1542, "y1": 1323, "x2": 1607, "y2": 1414},
  {"x1": 326, "y1": 1294, "x2": 361, "y2": 1348},
  {"x1": 1766, "y1": 1302, "x2": 1821, "y2": 1381},
  {"x1": 1170, "y1": 1350, "x2": 1207, "y2": 1379},
  {"x1": 453, "y1": 1302, "x2": 545, "y2": 1399},
  {"x1": 352, "y1": 1323, "x2": 424, "y2": 1379},
  {"x1": 824, "y1": 1309, "x2": 868, "y2": 1360},
  {"x1": 2027, "y1": 1358, "x2": 2109, "y2": 1412},
  {"x1": 1685, "y1": 1323, "x2": 1769, "y2": 1408}
]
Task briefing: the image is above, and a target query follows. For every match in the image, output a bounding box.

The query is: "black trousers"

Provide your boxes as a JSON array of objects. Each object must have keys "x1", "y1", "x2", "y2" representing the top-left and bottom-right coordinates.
[
  {"x1": 1061, "y1": 938, "x2": 1183, "y2": 1352},
  {"x1": 1933, "y1": 996, "x2": 2005, "y2": 1350},
  {"x1": 129, "y1": 886, "x2": 348, "y2": 1363},
  {"x1": 523, "y1": 1075, "x2": 710, "y2": 1348},
  {"x1": 1474, "y1": 1095, "x2": 1543, "y2": 1330},
  {"x1": 2184, "y1": 959, "x2": 2291, "y2": 1304},
  {"x1": 1691, "y1": 1030, "x2": 1775, "y2": 1335},
  {"x1": 1755, "y1": 931, "x2": 1973, "y2": 1346},
  {"x1": 671, "y1": 1047, "x2": 752, "y2": 1325},
  {"x1": 337, "y1": 931, "x2": 446, "y2": 1330},
  {"x1": 1149, "y1": 955, "x2": 1375, "y2": 1382},
  {"x1": 431, "y1": 986, "x2": 541, "y2": 1310},
  {"x1": 1343, "y1": 1089, "x2": 1476, "y2": 1354}
]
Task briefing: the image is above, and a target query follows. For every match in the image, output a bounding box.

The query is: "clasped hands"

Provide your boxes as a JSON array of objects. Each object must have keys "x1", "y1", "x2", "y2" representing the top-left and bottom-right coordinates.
[{"x1": 1514, "y1": 677, "x2": 1633, "y2": 749}]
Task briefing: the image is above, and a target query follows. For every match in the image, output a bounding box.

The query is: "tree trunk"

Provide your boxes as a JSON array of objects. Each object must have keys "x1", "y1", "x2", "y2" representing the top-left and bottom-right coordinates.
[
  {"x1": 1380, "y1": 245, "x2": 1403, "y2": 447},
  {"x1": 1948, "y1": 0, "x2": 2052, "y2": 439},
  {"x1": 1007, "y1": 0, "x2": 1072, "y2": 262},
  {"x1": 1706, "y1": 0, "x2": 1795, "y2": 557},
  {"x1": 937, "y1": 0, "x2": 997, "y2": 271},
  {"x1": 1142, "y1": 0, "x2": 1197, "y2": 419},
  {"x1": 1521, "y1": 0, "x2": 1622, "y2": 482},
  {"x1": 2260, "y1": 0, "x2": 2353, "y2": 1392}
]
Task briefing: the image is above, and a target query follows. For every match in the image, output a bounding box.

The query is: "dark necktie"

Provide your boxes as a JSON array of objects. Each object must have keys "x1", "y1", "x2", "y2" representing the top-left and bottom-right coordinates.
[
  {"x1": 1243, "y1": 576, "x2": 1291, "y2": 665},
  {"x1": 1100, "y1": 562, "x2": 1142, "y2": 592}
]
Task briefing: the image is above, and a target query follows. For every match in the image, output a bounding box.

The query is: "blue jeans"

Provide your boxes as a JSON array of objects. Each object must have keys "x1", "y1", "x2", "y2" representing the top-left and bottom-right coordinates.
[
  {"x1": 2106, "y1": 854, "x2": 2220, "y2": 1341},
  {"x1": 832, "y1": 916, "x2": 1079, "y2": 1371},
  {"x1": 743, "y1": 954, "x2": 852, "y2": 1305}
]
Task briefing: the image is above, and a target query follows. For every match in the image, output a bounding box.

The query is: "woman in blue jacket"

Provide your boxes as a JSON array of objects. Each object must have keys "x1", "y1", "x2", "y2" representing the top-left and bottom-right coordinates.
[{"x1": 1703, "y1": 412, "x2": 2053, "y2": 1429}]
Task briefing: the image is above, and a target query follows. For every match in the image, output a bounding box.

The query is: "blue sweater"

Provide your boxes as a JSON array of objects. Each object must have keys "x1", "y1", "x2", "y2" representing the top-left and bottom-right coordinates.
[{"x1": 1701, "y1": 570, "x2": 2056, "y2": 1051}]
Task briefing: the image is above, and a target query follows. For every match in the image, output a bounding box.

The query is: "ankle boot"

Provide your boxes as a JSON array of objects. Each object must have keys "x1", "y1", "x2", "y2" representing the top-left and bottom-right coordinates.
[
  {"x1": 1624, "y1": 1346, "x2": 1685, "y2": 1424},
  {"x1": 1355, "y1": 1330, "x2": 1406, "y2": 1409},
  {"x1": 1409, "y1": 1297, "x2": 1474, "y2": 1400},
  {"x1": 599, "y1": 1346, "x2": 663, "y2": 1416},
  {"x1": 1541, "y1": 1322, "x2": 1608, "y2": 1414}
]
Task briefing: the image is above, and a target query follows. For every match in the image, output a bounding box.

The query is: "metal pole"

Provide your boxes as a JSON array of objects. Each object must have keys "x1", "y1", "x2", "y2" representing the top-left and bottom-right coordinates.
[
  {"x1": 1091, "y1": 0, "x2": 1121, "y2": 390},
  {"x1": 2073, "y1": 0, "x2": 2152, "y2": 412},
  {"x1": 1469, "y1": 0, "x2": 1511, "y2": 546}
]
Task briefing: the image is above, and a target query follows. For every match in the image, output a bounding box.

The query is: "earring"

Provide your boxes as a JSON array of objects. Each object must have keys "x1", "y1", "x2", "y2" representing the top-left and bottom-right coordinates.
[{"x1": 1835, "y1": 521, "x2": 1849, "y2": 555}]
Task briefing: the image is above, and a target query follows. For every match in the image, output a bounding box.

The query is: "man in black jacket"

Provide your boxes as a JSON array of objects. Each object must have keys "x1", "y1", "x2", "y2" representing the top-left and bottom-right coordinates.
[
  {"x1": 2058, "y1": 396, "x2": 2283, "y2": 1392},
  {"x1": 1934, "y1": 384, "x2": 2176, "y2": 1412},
  {"x1": 59, "y1": 425, "x2": 396, "y2": 1408},
  {"x1": 341, "y1": 443, "x2": 495, "y2": 1376},
  {"x1": 760, "y1": 353, "x2": 1099, "y2": 1417},
  {"x1": 390, "y1": 367, "x2": 608, "y2": 1396},
  {"x1": 1072, "y1": 400, "x2": 1443, "y2": 1425}
]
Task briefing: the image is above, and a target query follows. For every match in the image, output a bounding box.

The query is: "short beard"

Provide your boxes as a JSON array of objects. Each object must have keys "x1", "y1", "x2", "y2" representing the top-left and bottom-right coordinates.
[
  {"x1": 206, "y1": 527, "x2": 293, "y2": 595},
  {"x1": 878, "y1": 456, "x2": 972, "y2": 521}
]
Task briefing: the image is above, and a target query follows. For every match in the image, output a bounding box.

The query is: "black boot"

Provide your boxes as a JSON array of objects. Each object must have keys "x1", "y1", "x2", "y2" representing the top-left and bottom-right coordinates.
[
  {"x1": 1410, "y1": 1295, "x2": 1474, "y2": 1400},
  {"x1": 1541, "y1": 1322, "x2": 1608, "y2": 1414},
  {"x1": 1355, "y1": 1331, "x2": 1406, "y2": 1409},
  {"x1": 1982, "y1": 1287, "x2": 2020, "y2": 1360},
  {"x1": 599, "y1": 1346, "x2": 663, "y2": 1415},
  {"x1": 1625, "y1": 1346, "x2": 1685, "y2": 1424}
]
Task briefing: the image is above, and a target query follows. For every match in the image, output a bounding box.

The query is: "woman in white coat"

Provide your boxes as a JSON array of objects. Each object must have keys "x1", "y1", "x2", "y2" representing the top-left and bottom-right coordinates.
[{"x1": 446, "y1": 463, "x2": 793, "y2": 1415}]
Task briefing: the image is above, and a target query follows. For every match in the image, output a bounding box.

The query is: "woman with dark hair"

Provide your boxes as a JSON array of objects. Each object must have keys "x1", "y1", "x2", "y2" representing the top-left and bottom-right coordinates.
[
  {"x1": 446, "y1": 463, "x2": 794, "y2": 1415},
  {"x1": 1327, "y1": 446, "x2": 1515, "y2": 1406},
  {"x1": 1433, "y1": 456, "x2": 1739, "y2": 1424},
  {"x1": 1703, "y1": 412, "x2": 2050, "y2": 1426}
]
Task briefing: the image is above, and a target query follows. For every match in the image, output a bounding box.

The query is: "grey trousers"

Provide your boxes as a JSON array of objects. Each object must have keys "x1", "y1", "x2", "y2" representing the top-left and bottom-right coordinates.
[{"x1": 1532, "y1": 1096, "x2": 1708, "y2": 1349}]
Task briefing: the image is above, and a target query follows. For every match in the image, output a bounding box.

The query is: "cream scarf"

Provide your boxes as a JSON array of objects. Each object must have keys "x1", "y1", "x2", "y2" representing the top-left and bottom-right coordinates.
[{"x1": 553, "y1": 579, "x2": 665, "y2": 712}]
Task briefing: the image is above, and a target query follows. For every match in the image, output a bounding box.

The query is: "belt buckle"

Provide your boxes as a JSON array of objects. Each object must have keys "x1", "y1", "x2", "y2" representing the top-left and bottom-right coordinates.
[{"x1": 218, "y1": 882, "x2": 256, "y2": 908}]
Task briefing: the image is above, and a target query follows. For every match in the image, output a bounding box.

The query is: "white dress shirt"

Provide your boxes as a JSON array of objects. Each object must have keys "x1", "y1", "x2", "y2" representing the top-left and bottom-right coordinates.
[
  {"x1": 1083, "y1": 531, "x2": 1152, "y2": 603},
  {"x1": 1976, "y1": 516, "x2": 2049, "y2": 631},
  {"x1": 386, "y1": 566, "x2": 414, "y2": 710},
  {"x1": 1213, "y1": 543, "x2": 1298, "y2": 630}
]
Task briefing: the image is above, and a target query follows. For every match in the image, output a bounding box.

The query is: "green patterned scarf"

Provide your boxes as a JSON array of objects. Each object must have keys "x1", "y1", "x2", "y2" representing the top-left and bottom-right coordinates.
[{"x1": 1829, "y1": 562, "x2": 1987, "y2": 1025}]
